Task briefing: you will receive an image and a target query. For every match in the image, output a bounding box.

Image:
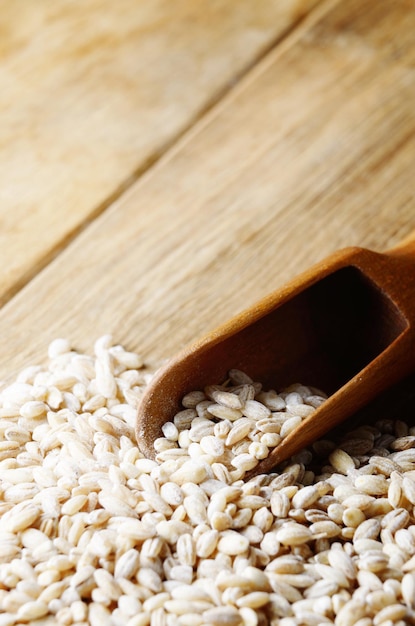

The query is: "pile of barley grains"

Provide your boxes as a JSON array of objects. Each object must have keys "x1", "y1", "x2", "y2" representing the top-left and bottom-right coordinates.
[{"x1": 0, "y1": 336, "x2": 415, "y2": 626}]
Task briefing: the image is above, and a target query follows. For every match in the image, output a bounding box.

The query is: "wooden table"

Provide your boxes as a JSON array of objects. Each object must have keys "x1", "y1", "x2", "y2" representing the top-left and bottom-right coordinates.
[{"x1": 1, "y1": 0, "x2": 414, "y2": 380}]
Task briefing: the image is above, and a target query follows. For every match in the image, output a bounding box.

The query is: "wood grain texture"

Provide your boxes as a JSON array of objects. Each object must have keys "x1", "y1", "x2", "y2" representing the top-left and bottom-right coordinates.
[
  {"x1": 0, "y1": 0, "x2": 414, "y2": 380},
  {"x1": 0, "y1": 0, "x2": 318, "y2": 304}
]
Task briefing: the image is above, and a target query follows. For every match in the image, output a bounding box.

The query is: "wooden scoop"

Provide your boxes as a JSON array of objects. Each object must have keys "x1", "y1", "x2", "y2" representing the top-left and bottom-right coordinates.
[{"x1": 136, "y1": 236, "x2": 415, "y2": 477}]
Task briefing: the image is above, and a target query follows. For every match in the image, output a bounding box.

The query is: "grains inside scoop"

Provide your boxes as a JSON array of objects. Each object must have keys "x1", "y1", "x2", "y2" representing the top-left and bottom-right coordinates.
[
  {"x1": 0, "y1": 337, "x2": 415, "y2": 626},
  {"x1": 154, "y1": 374, "x2": 327, "y2": 481}
]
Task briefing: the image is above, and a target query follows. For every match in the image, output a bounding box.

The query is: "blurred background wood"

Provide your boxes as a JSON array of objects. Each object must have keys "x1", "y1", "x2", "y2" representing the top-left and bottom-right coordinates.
[
  {"x1": 0, "y1": 0, "x2": 318, "y2": 303},
  {"x1": 0, "y1": 0, "x2": 414, "y2": 380}
]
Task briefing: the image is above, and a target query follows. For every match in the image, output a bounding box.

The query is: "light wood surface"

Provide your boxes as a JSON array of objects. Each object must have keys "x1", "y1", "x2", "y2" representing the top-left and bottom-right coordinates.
[
  {"x1": 0, "y1": 0, "x2": 317, "y2": 304},
  {"x1": 0, "y1": 0, "x2": 414, "y2": 383}
]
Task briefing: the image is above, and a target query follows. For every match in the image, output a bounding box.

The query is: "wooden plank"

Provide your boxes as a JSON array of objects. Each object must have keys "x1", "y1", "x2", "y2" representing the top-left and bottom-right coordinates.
[
  {"x1": 0, "y1": 0, "x2": 319, "y2": 304},
  {"x1": 0, "y1": 0, "x2": 414, "y2": 380}
]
